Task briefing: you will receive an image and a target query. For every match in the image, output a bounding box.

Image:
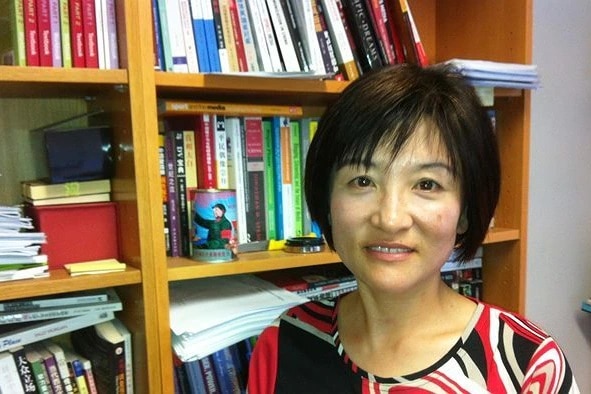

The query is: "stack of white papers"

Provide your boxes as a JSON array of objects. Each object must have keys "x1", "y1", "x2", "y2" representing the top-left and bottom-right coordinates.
[
  {"x1": 0, "y1": 205, "x2": 48, "y2": 281},
  {"x1": 169, "y1": 274, "x2": 308, "y2": 361},
  {"x1": 445, "y1": 59, "x2": 540, "y2": 89}
]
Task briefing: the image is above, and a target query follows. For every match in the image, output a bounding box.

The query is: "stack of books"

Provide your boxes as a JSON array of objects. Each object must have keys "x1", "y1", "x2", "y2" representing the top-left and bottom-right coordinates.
[
  {"x1": 21, "y1": 178, "x2": 111, "y2": 207},
  {"x1": 444, "y1": 59, "x2": 540, "y2": 89},
  {"x1": 169, "y1": 274, "x2": 307, "y2": 361},
  {"x1": 0, "y1": 205, "x2": 48, "y2": 282}
]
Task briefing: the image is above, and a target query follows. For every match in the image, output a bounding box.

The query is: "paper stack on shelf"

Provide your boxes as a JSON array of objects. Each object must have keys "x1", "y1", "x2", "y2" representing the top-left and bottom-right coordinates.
[
  {"x1": 445, "y1": 59, "x2": 540, "y2": 89},
  {"x1": 0, "y1": 205, "x2": 48, "y2": 281},
  {"x1": 169, "y1": 274, "x2": 308, "y2": 361}
]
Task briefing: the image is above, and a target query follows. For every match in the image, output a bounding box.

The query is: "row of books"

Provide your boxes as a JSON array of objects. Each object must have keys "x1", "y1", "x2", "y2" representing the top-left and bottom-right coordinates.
[
  {"x1": 0, "y1": 288, "x2": 133, "y2": 393},
  {"x1": 173, "y1": 337, "x2": 254, "y2": 394},
  {"x1": 152, "y1": 0, "x2": 427, "y2": 78},
  {"x1": 0, "y1": 205, "x2": 48, "y2": 282},
  {"x1": 0, "y1": 0, "x2": 119, "y2": 69},
  {"x1": 159, "y1": 101, "x2": 320, "y2": 257}
]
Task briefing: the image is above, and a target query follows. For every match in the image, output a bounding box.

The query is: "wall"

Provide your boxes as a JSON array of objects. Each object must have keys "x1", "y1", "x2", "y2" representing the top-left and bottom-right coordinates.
[{"x1": 528, "y1": 0, "x2": 591, "y2": 391}]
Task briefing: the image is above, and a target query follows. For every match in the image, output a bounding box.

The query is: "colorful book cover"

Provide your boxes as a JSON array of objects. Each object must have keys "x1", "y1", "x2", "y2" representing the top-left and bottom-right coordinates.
[
  {"x1": 173, "y1": 129, "x2": 191, "y2": 256},
  {"x1": 290, "y1": 119, "x2": 303, "y2": 236},
  {"x1": 24, "y1": 0, "x2": 40, "y2": 66},
  {"x1": 244, "y1": 116, "x2": 267, "y2": 241},
  {"x1": 200, "y1": 0, "x2": 221, "y2": 71},
  {"x1": 194, "y1": 114, "x2": 217, "y2": 189},
  {"x1": 178, "y1": 0, "x2": 200, "y2": 72},
  {"x1": 235, "y1": 0, "x2": 259, "y2": 71},
  {"x1": 165, "y1": 131, "x2": 182, "y2": 257},
  {"x1": 210, "y1": 0, "x2": 231, "y2": 72},
  {"x1": 48, "y1": 0, "x2": 61, "y2": 66},
  {"x1": 103, "y1": 0, "x2": 119, "y2": 69},
  {"x1": 35, "y1": 0, "x2": 52, "y2": 66},
  {"x1": 8, "y1": 345, "x2": 37, "y2": 393},
  {"x1": 265, "y1": 0, "x2": 300, "y2": 71},
  {"x1": 253, "y1": 0, "x2": 283, "y2": 72},
  {"x1": 68, "y1": 0, "x2": 85, "y2": 67},
  {"x1": 189, "y1": 0, "x2": 211, "y2": 72},
  {"x1": 58, "y1": 0, "x2": 72, "y2": 67},
  {"x1": 228, "y1": 0, "x2": 248, "y2": 71},
  {"x1": 156, "y1": 0, "x2": 173, "y2": 71},
  {"x1": 0, "y1": 0, "x2": 26, "y2": 66},
  {"x1": 262, "y1": 118, "x2": 277, "y2": 240},
  {"x1": 226, "y1": 116, "x2": 248, "y2": 244},
  {"x1": 214, "y1": 115, "x2": 230, "y2": 189},
  {"x1": 210, "y1": 346, "x2": 242, "y2": 393},
  {"x1": 312, "y1": 0, "x2": 339, "y2": 75},
  {"x1": 158, "y1": 133, "x2": 171, "y2": 255},
  {"x1": 164, "y1": 0, "x2": 189, "y2": 72},
  {"x1": 81, "y1": 0, "x2": 98, "y2": 67},
  {"x1": 218, "y1": 0, "x2": 239, "y2": 71}
]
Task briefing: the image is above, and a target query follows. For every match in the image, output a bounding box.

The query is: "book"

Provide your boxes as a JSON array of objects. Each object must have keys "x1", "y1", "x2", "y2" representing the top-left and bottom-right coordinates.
[
  {"x1": 290, "y1": 119, "x2": 303, "y2": 236},
  {"x1": 9, "y1": 345, "x2": 37, "y2": 393},
  {"x1": 251, "y1": 0, "x2": 284, "y2": 72},
  {"x1": 320, "y1": 0, "x2": 360, "y2": 80},
  {"x1": 30, "y1": 343, "x2": 65, "y2": 394},
  {"x1": 0, "y1": 310, "x2": 115, "y2": 352},
  {"x1": 0, "y1": 0, "x2": 26, "y2": 66},
  {"x1": 341, "y1": 0, "x2": 383, "y2": 72},
  {"x1": 279, "y1": 0, "x2": 310, "y2": 72},
  {"x1": 110, "y1": 318, "x2": 133, "y2": 394},
  {"x1": 173, "y1": 353, "x2": 193, "y2": 393},
  {"x1": 179, "y1": 0, "x2": 200, "y2": 73},
  {"x1": 365, "y1": 0, "x2": 396, "y2": 64},
  {"x1": 24, "y1": 346, "x2": 52, "y2": 393},
  {"x1": 0, "y1": 263, "x2": 49, "y2": 283},
  {"x1": 243, "y1": 116, "x2": 267, "y2": 242},
  {"x1": 70, "y1": 319, "x2": 126, "y2": 394},
  {"x1": 156, "y1": 0, "x2": 173, "y2": 70},
  {"x1": 288, "y1": 0, "x2": 325, "y2": 74},
  {"x1": 24, "y1": 193, "x2": 111, "y2": 207},
  {"x1": 213, "y1": 115, "x2": 230, "y2": 189},
  {"x1": 198, "y1": 355, "x2": 221, "y2": 393},
  {"x1": 42, "y1": 341, "x2": 75, "y2": 393},
  {"x1": 164, "y1": 130, "x2": 182, "y2": 257},
  {"x1": 200, "y1": 0, "x2": 221, "y2": 72},
  {"x1": 0, "y1": 288, "x2": 122, "y2": 324},
  {"x1": 172, "y1": 129, "x2": 192, "y2": 256},
  {"x1": 68, "y1": 0, "x2": 85, "y2": 67},
  {"x1": 81, "y1": 0, "x2": 98, "y2": 67},
  {"x1": 102, "y1": 0, "x2": 119, "y2": 69},
  {"x1": 59, "y1": 0, "x2": 72, "y2": 67},
  {"x1": 391, "y1": 0, "x2": 427, "y2": 66},
  {"x1": 63, "y1": 349, "x2": 90, "y2": 394},
  {"x1": 78, "y1": 354, "x2": 98, "y2": 394},
  {"x1": 210, "y1": 346, "x2": 242, "y2": 393},
  {"x1": 63, "y1": 259, "x2": 126, "y2": 275},
  {"x1": 23, "y1": 0, "x2": 40, "y2": 66},
  {"x1": 261, "y1": 118, "x2": 277, "y2": 240},
  {"x1": 189, "y1": 0, "x2": 210, "y2": 72},
  {"x1": 158, "y1": 133, "x2": 172, "y2": 254},
  {"x1": 35, "y1": 0, "x2": 52, "y2": 66},
  {"x1": 0, "y1": 289, "x2": 109, "y2": 312},
  {"x1": 312, "y1": 0, "x2": 339, "y2": 76},
  {"x1": 225, "y1": 116, "x2": 248, "y2": 244},
  {"x1": 278, "y1": 118, "x2": 295, "y2": 238},
  {"x1": 22, "y1": 179, "x2": 111, "y2": 200},
  {"x1": 48, "y1": 0, "x2": 61, "y2": 66},
  {"x1": 158, "y1": 99, "x2": 303, "y2": 117},
  {"x1": 211, "y1": 0, "x2": 231, "y2": 72},
  {"x1": 228, "y1": 0, "x2": 249, "y2": 71},
  {"x1": 265, "y1": 0, "x2": 301, "y2": 72},
  {"x1": 235, "y1": 0, "x2": 259, "y2": 71},
  {"x1": 0, "y1": 350, "x2": 26, "y2": 393},
  {"x1": 164, "y1": 0, "x2": 189, "y2": 72},
  {"x1": 218, "y1": 0, "x2": 240, "y2": 71}
]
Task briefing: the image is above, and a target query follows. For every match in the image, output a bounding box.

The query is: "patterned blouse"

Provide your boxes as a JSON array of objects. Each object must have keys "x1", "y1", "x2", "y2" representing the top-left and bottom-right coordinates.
[{"x1": 248, "y1": 297, "x2": 579, "y2": 393}]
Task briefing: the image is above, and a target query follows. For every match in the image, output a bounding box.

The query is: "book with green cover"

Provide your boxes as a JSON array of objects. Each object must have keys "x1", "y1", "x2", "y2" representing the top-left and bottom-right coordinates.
[
  {"x1": 290, "y1": 119, "x2": 303, "y2": 237},
  {"x1": 0, "y1": 0, "x2": 26, "y2": 66},
  {"x1": 262, "y1": 118, "x2": 277, "y2": 240}
]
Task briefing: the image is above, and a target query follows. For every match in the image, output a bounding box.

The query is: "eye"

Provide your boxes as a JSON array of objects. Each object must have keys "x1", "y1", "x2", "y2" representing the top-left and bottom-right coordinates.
[
  {"x1": 416, "y1": 179, "x2": 441, "y2": 191},
  {"x1": 350, "y1": 176, "x2": 373, "y2": 188}
]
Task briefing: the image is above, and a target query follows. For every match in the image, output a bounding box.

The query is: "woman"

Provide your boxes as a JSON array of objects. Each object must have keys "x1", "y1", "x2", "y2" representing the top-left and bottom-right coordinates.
[{"x1": 248, "y1": 64, "x2": 579, "y2": 393}]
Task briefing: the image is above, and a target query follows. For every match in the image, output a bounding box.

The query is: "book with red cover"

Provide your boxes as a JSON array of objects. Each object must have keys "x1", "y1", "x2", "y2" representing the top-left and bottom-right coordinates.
[
  {"x1": 24, "y1": 0, "x2": 40, "y2": 66},
  {"x1": 81, "y1": 0, "x2": 98, "y2": 67},
  {"x1": 35, "y1": 0, "x2": 52, "y2": 66},
  {"x1": 68, "y1": 0, "x2": 85, "y2": 67},
  {"x1": 365, "y1": 0, "x2": 396, "y2": 64},
  {"x1": 243, "y1": 117, "x2": 267, "y2": 242},
  {"x1": 228, "y1": 0, "x2": 248, "y2": 71},
  {"x1": 195, "y1": 114, "x2": 217, "y2": 189}
]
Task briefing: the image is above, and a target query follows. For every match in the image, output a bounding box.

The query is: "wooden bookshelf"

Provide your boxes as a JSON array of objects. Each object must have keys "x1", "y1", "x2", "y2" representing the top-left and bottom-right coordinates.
[{"x1": 0, "y1": 1, "x2": 531, "y2": 392}]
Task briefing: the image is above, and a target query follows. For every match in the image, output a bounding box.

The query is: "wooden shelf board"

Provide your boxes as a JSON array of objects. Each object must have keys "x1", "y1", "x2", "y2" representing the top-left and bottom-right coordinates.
[
  {"x1": 483, "y1": 227, "x2": 520, "y2": 244},
  {"x1": 155, "y1": 72, "x2": 347, "y2": 105},
  {"x1": 168, "y1": 250, "x2": 342, "y2": 281},
  {"x1": 0, "y1": 267, "x2": 141, "y2": 302},
  {"x1": 0, "y1": 66, "x2": 128, "y2": 97}
]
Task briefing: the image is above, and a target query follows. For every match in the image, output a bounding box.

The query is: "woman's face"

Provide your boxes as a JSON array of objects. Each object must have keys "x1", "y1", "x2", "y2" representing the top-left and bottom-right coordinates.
[{"x1": 329, "y1": 124, "x2": 466, "y2": 295}]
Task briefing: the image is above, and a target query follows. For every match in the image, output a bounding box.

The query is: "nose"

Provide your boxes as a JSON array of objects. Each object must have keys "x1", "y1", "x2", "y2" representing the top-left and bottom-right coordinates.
[{"x1": 370, "y1": 189, "x2": 412, "y2": 232}]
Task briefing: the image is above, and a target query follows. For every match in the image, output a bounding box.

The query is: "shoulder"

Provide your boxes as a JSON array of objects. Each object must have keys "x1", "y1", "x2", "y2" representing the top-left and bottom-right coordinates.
[{"x1": 281, "y1": 298, "x2": 338, "y2": 335}]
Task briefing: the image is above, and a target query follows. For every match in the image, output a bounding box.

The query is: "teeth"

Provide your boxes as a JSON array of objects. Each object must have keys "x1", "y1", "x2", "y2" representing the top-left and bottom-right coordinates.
[{"x1": 369, "y1": 246, "x2": 410, "y2": 253}]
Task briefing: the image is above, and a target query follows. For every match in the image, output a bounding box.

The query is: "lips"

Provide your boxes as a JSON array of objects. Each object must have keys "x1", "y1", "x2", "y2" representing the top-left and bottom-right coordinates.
[{"x1": 366, "y1": 245, "x2": 414, "y2": 254}]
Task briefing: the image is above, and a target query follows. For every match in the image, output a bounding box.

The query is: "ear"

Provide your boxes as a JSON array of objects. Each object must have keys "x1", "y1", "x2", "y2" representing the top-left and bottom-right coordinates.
[{"x1": 456, "y1": 209, "x2": 468, "y2": 235}]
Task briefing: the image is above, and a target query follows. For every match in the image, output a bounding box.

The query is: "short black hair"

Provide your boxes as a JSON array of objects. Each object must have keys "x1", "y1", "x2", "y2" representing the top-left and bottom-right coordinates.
[
  {"x1": 212, "y1": 203, "x2": 226, "y2": 213},
  {"x1": 304, "y1": 64, "x2": 500, "y2": 261}
]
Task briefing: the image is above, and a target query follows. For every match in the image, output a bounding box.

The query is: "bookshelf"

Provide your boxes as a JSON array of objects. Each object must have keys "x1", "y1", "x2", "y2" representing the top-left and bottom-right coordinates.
[{"x1": 0, "y1": 1, "x2": 531, "y2": 392}]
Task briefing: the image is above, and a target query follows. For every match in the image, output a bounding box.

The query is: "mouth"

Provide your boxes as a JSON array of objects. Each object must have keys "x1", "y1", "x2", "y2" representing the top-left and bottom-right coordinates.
[{"x1": 366, "y1": 245, "x2": 414, "y2": 254}]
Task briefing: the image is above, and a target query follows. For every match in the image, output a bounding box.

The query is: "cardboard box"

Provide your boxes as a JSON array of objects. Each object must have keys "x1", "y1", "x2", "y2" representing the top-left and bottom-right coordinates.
[{"x1": 25, "y1": 202, "x2": 119, "y2": 270}]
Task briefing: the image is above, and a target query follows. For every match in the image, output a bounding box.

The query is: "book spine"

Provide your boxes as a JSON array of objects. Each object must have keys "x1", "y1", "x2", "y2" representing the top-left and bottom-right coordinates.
[
  {"x1": 42, "y1": 341, "x2": 75, "y2": 394},
  {"x1": 183, "y1": 129, "x2": 199, "y2": 192},
  {"x1": 104, "y1": 0, "x2": 118, "y2": 68},
  {"x1": 3, "y1": 0, "x2": 27, "y2": 66},
  {"x1": 159, "y1": 133, "x2": 172, "y2": 255},
  {"x1": 164, "y1": 0, "x2": 189, "y2": 72},
  {"x1": 152, "y1": 0, "x2": 164, "y2": 70},
  {"x1": 68, "y1": 0, "x2": 85, "y2": 67},
  {"x1": 398, "y1": 0, "x2": 427, "y2": 66},
  {"x1": 58, "y1": 0, "x2": 72, "y2": 67},
  {"x1": 211, "y1": 0, "x2": 231, "y2": 72},
  {"x1": 195, "y1": 114, "x2": 217, "y2": 189},
  {"x1": 262, "y1": 118, "x2": 277, "y2": 240},
  {"x1": 0, "y1": 311, "x2": 115, "y2": 352},
  {"x1": 69, "y1": 358, "x2": 90, "y2": 394},
  {"x1": 9, "y1": 346, "x2": 37, "y2": 393},
  {"x1": 80, "y1": 358, "x2": 98, "y2": 394},
  {"x1": 214, "y1": 115, "x2": 230, "y2": 189},
  {"x1": 199, "y1": 355, "x2": 221, "y2": 393},
  {"x1": 244, "y1": 117, "x2": 267, "y2": 242},
  {"x1": 35, "y1": 0, "x2": 52, "y2": 66},
  {"x1": 173, "y1": 129, "x2": 191, "y2": 256},
  {"x1": 218, "y1": 0, "x2": 239, "y2": 72},
  {"x1": 24, "y1": 0, "x2": 40, "y2": 66},
  {"x1": 320, "y1": 0, "x2": 359, "y2": 80},
  {"x1": 94, "y1": 0, "x2": 106, "y2": 68},
  {"x1": 200, "y1": 0, "x2": 221, "y2": 72},
  {"x1": 48, "y1": 0, "x2": 61, "y2": 66},
  {"x1": 81, "y1": 0, "x2": 98, "y2": 67},
  {"x1": 312, "y1": 0, "x2": 339, "y2": 75},
  {"x1": 290, "y1": 119, "x2": 303, "y2": 236},
  {"x1": 228, "y1": 0, "x2": 248, "y2": 71},
  {"x1": 0, "y1": 301, "x2": 122, "y2": 324},
  {"x1": 226, "y1": 117, "x2": 249, "y2": 244},
  {"x1": 210, "y1": 347, "x2": 242, "y2": 393},
  {"x1": 165, "y1": 131, "x2": 182, "y2": 257},
  {"x1": 279, "y1": 0, "x2": 309, "y2": 71},
  {"x1": 381, "y1": 0, "x2": 404, "y2": 63},
  {"x1": 183, "y1": 358, "x2": 206, "y2": 393},
  {"x1": 279, "y1": 118, "x2": 295, "y2": 238},
  {"x1": 30, "y1": 345, "x2": 65, "y2": 394},
  {"x1": 111, "y1": 319, "x2": 133, "y2": 394},
  {"x1": 265, "y1": 0, "x2": 300, "y2": 71},
  {"x1": 189, "y1": 0, "x2": 211, "y2": 72},
  {"x1": 158, "y1": 99, "x2": 303, "y2": 117},
  {"x1": 156, "y1": 0, "x2": 174, "y2": 70},
  {"x1": 178, "y1": 0, "x2": 200, "y2": 72},
  {"x1": 0, "y1": 293, "x2": 109, "y2": 312},
  {"x1": 342, "y1": 0, "x2": 383, "y2": 72},
  {"x1": 253, "y1": 0, "x2": 283, "y2": 72},
  {"x1": 26, "y1": 348, "x2": 51, "y2": 394},
  {"x1": 0, "y1": 353, "x2": 26, "y2": 393},
  {"x1": 288, "y1": 0, "x2": 325, "y2": 74},
  {"x1": 364, "y1": 0, "x2": 395, "y2": 64},
  {"x1": 271, "y1": 116, "x2": 284, "y2": 240},
  {"x1": 235, "y1": 0, "x2": 259, "y2": 71}
]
